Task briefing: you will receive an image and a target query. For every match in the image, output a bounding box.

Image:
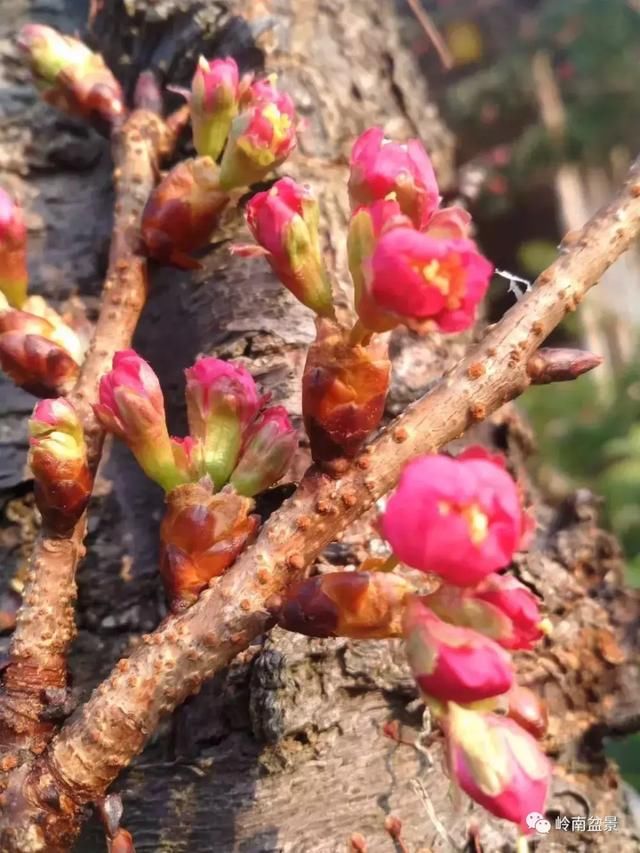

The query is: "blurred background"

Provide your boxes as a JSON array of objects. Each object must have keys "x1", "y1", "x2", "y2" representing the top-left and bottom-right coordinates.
[{"x1": 396, "y1": 0, "x2": 640, "y2": 790}]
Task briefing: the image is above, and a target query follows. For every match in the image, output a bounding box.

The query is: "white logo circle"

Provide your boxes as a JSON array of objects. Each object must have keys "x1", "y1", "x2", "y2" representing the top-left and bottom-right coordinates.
[{"x1": 525, "y1": 812, "x2": 545, "y2": 830}]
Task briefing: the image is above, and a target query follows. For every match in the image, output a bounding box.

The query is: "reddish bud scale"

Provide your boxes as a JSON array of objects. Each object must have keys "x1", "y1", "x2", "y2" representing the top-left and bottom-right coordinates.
[
  {"x1": 403, "y1": 595, "x2": 513, "y2": 704},
  {"x1": 141, "y1": 157, "x2": 230, "y2": 270},
  {"x1": 505, "y1": 685, "x2": 548, "y2": 740},
  {"x1": 28, "y1": 398, "x2": 91, "y2": 534},
  {"x1": 160, "y1": 481, "x2": 259, "y2": 611},
  {"x1": 0, "y1": 188, "x2": 28, "y2": 308},
  {"x1": 275, "y1": 571, "x2": 413, "y2": 639},
  {"x1": 0, "y1": 332, "x2": 79, "y2": 396},
  {"x1": 302, "y1": 318, "x2": 391, "y2": 461},
  {"x1": 444, "y1": 703, "x2": 551, "y2": 831},
  {"x1": 107, "y1": 829, "x2": 136, "y2": 853}
]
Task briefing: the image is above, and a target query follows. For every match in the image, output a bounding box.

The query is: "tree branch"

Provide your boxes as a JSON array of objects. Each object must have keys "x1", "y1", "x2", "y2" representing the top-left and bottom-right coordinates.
[
  {"x1": 2, "y1": 152, "x2": 640, "y2": 851},
  {"x1": 0, "y1": 108, "x2": 177, "y2": 758}
]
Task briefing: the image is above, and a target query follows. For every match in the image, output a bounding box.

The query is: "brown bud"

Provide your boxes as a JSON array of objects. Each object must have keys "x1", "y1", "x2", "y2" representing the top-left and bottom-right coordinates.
[
  {"x1": 527, "y1": 347, "x2": 602, "y2": 385},
  {"x1": 275, "y1": 571, "x2": 412, "y2": 639},
  {"x1": 108, "y1": 829, "x2": 136, "y2": 853},
  {"x1": 160, "y1": 481, "x2": 259, "y2": 611},
  {"x1": 505, "y1": 684, "x2": 548, "y2": 739},
  {"x1": 0, "y1": 332, "x2": 79, "y2": 396},
  {"x1": 302, "y1": 318, "x2": 391, "y2": 461},
  {"x1": 141, "y1": 157, "x2": 230, "y2": 269}
]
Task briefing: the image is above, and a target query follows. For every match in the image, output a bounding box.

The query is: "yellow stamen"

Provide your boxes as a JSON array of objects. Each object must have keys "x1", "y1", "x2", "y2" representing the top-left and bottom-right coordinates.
[
  {"x1": 438, "y1": 500, "x2": 489, "y2": 545},
  {"x1": 421, "y1": 259, "x2": 450, "y2": 295},
  {"x1": 261, "y1": 103, "x2": 291, "y2": 143}
]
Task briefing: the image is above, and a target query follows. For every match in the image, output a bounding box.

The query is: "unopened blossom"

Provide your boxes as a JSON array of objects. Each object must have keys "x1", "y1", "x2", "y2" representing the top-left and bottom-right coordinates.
[
  {"x1": 230, "y1": 406, "x2": 297, "y2": 496},
  {"x1": 422, "y1": 573, "x2": 543, "y2": 651},
  {"x1": 141, "y1": 157, "x2": 230, "y2": 269},
  {"x1": 348, "y1": 127, "x2": 440, "y2": 228},
  {"x1": 382, "y1": 447, "x2": 528, "y2": 586},
  {"x1": 368, "y1": 227, "x2": 493, "y2": 333},
  {"x1": 191, "y1": 56, "x2": 240, "y2": 160},
  {"x1": 18, "y1": 24, "x2": 124, "y2": 127},
  {"x1": 242, "y1": 178, "x2": 334, "y2": 317},
  {"x1": 28, "y1": 397, "x2": 91, "y2": 533},
  {"x1": 275, "y1": 571, "x2": 413, "y2": 639},
  {"x1": 403, "y1": 596, "x2": 513, "y2": 704},
  {"x1": 160, "y1": 480, "x2": 258, "y2": 610},
  {"x1": 95, "y1": 350, "x2": 187, "y2": 491},
  {"x1": 444, "y1": 702, "x2": 551, "y2": 831},
  {"x1": 185, "y1": 357, "x2": 262, "y2": 489},
  {"x1": 0, "y1": 188, "x2": 28, "y2": 308},
  {"x1": 302, "y1": 318, "x2": 391, "y2": 461},
  {"x1": 219, "y1": 80, "x2": 297, "y2": 189}
]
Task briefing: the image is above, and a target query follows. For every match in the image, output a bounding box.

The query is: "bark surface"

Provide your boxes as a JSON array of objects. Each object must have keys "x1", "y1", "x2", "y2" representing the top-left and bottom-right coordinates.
[{"x1": 0, "y1": 0, "x2": 638, "y2": 851}]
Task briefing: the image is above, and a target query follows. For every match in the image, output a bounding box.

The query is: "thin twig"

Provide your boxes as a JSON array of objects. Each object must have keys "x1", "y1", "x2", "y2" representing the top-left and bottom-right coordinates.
[
  {"x1": 2, "y1": 151, "x2": 640, "y2": 851},
  {"x1": 406, "y1": 0, "x2": 454, "y2": 71},
  {"x1": 0, "y1": 109, "x2": 176, "y2": 758}
]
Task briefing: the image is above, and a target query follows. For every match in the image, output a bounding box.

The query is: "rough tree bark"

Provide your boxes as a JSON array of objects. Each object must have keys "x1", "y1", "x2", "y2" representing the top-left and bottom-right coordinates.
[{"x1": 0, "y1": 0, "x2": 638, "y2": 851}]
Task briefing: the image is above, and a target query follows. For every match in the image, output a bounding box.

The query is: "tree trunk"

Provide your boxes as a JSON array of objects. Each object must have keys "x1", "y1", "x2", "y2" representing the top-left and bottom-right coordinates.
[{"x1": 0, "y1": 1, "x2": 638, "y2": 851}]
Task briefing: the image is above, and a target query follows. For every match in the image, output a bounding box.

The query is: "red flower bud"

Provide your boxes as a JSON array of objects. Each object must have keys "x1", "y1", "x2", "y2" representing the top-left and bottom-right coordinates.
[
  {"x1": 368, "y1": 228, "x2": 493, "y2": 334},
  {"x1": 444, "y1": 703, "x2": 551, "y2": 831},
  {"x1": 0, "y1": 188, "x2": 28, "y2": 308},
  {"x1": 230, "y1": 406, "x2": 297, "y2": 496},
  {"x1": 160, "y1": 481, "x2": 258, "y2": 611},
  {"x1": 191, "y1": 56, "x2": 239, "y2": 160},
  {"x1": 28, "y1": 398, "x2": 91, "y2": 533},
  {"x1": 18, "y1": 24, "x2": 125, "y2": 128},
  {"x1": 219, "y1": 80, "x2": 297, "y2": 189},
  {"x1": 348, "y1": 127, "x2": 440, "y2": 228},
  {"x1": 242, "y1": 178, "x2": 334, "y2": 317},
  {"x1": 141, "y1": 157, "x2": 230, "y2": 269},
  {"x1": 3, "y1": 297, "x2": 85, "y2": 362},
  {"x1": 422, "y1": 574, "x2": 543, "y2": 652},
  {"x1": 302, "y1": 318, "x2": 391, "y2": 461},
  {"x1": 403, "y1": 596, "x2": 513, "y2": 704},
  {"x1": 275, "y1": 571, "x2": 413, "y2": 639},
  {"x1": 95, "y1": 351, "x2": 187, "y2": 491},
  {"x1": 0, "y1": 331, "x2": 79, "y2": 396},
  {"x1": 382, "y1": 447, "x2": 528, "y2": 586},
  {"x1": 185, "y1": 357, "x2": 263, "y2": 489}
]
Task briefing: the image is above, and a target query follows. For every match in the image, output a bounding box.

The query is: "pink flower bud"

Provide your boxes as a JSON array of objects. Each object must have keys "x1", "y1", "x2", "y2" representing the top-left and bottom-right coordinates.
[
  {"x1": 369, "y1": 228, "x2": 493, "y2": 333},
  {"x1": 219, "y1": 81, "x2": 297, "y2": 189},
  {"x1": 184, "y1": 357, "x2": 262, "y2": 489},
  {"x1": 95, "y1": 351, "x2": 187, "y2": 491},
  {"x1": 422, "y1": 574, "x2": 543, "y2": 652},
  {"x1": 141, "y1": 157, "x2": 230, "y2": 269},
  {"x1": 472, "y1": 574, "x2": 544, "y2": 650},
  {"x1": 29, "y1": 398, "x2": 91, "y2": 533},
  {"x1": 191, "y1": 56, "x2": 239, "y2": 160},
  {"x1": 0, "y1": 332, "x2": 79, "y2": 396},
  {"x1": 243, "y1": 178, "x2": 334, "y2": 317},
  {"x1": 444, "y1": 703, "x2": 551, "y2": 831},
  {"x1": 18, "y1": 24, "x2": 124, "y2": 128},
  {"x1": 170, "y1": 435, "x2": 204, "y2": 483},
  {"x1": 348, "y1": 127, "x2": 440, "y2": 228},
  {"x1": 230, "y1": 405, "x2": 297, "y2": 496},
  {"x1": 381, "y1": 447, "x2": 527, "y2": 586},
  {"x1": 0, "y1": 188, "x2": 28, "y2": 308},
  {"x1": 403, "y1": 596, "x2": 513, "y2": 704},
  {"x1": 275, "y1": 571, "x2": 413, "y2": 639}
]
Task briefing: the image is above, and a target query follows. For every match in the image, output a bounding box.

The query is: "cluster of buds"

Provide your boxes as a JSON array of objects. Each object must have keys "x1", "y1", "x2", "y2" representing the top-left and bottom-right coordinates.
[
  {"x1": 95, "y1": 351, "x2": 297, "y2": 607},
  {"x1": 275, "y1": 447, "x2": 550, "y2": 830},
  {"x1": 18, "y1": 24, "x2": 124, "y2": 129},
  {"x1": 380, "y1": 446, "x2": 550, "y2": 830},
  {"x1": 141, "y1": 64, "x2": 298, "y2": 268},
  {"x1": 347, "y1": 127, "x2": 493, "y2": 335},
  {"x1": 28, "y1": 398, "x2": 91, "y2": 534}
]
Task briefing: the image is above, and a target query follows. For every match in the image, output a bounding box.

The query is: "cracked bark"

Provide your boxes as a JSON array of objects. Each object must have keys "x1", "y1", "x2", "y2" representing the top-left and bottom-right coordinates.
[{"x1": 0, "y1": 0, "x2": 637, "y2": 851}]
